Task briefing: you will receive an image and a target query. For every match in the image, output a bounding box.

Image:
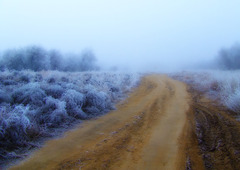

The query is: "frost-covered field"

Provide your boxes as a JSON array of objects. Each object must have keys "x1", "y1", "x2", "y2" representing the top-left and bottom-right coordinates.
[
  {"x1": 0, "y1": 70, "x2": 140, "y2": 163},
  {"x1": 172, "y1": 70, "x2": 240, "y2": 114}
]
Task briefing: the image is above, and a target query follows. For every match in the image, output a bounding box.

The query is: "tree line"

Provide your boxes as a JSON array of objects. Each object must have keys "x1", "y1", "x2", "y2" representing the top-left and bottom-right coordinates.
[
  {"x1": 0, "y1": 46, "x2": 99, "y2": 72},
  {"x1": 216, "y1": 43, "x2": 240, "y2": 70}
]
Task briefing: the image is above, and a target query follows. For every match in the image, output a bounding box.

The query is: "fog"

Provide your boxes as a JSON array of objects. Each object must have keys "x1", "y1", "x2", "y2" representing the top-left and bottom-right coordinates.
[{"x1": 1, "y1": 0, "x2": 240, "y2": 72}]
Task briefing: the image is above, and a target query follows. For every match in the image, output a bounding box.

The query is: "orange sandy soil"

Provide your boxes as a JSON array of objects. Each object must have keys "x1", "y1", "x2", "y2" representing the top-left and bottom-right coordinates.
[{"x1": 10, "y1": 75, "x2": 240, "y2": 170}]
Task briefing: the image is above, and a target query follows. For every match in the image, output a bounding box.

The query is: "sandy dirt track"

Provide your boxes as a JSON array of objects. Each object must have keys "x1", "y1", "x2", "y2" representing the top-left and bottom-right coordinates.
[{"x1": 11, "y1": 75, "x2": 191, "y2": 170}]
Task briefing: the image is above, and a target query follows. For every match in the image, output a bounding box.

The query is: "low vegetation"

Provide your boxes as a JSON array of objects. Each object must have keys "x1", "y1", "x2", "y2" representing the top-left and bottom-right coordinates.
[
  {"x1": 172, "y1": 70, "x2": 240, "y2": 115},
  {"x1": 0, "y1": 70, "x2": 140, "y2": 164}
]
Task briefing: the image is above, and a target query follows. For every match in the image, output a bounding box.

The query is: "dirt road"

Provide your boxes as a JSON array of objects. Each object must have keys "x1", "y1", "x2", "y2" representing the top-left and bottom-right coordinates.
[{"x1": 11, "y1": 75, "x2": 191, "y2": 170}]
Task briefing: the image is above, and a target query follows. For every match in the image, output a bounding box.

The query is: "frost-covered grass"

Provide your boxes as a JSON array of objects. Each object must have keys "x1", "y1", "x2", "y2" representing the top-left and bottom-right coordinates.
[
  {"x1": 171, "y1": 70, "x2": 240, "y2": 113},
  {"x1": 0, "y1": 70, "x2": 140, "y2": 164}
]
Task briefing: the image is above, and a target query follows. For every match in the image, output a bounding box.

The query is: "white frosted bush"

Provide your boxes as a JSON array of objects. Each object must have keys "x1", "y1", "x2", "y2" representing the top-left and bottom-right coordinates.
[
  {"x1": 12, "y1": 83, "x2": 46, "y2": 107},
  {"x1": 0, "y1": 90, "x2": 12, "y2": 103},
  {"x1": 0, "y1": 105, "x2": 30, "y2": 148},
  {"x1": 41, "y1": 84, "x2": 65, "y2": 99},
  {"x1": 61, "y1": 90, "x2": 87, "y2": 119},
  {"x1": 37, "y1": 97, "x2": 68, "y2": 127},
  {"x1": 172, "y1": 70, "x2": 240, "y2": 113},
  {"x1": 0, "y1": 70, "x2": 141, "y2": 163},
  {"x1": 225, "y1": 89, "x2": 240, "y2": 112},
  {"x1": 84, "y1": 89, "x2": 112, "y2": 115}
]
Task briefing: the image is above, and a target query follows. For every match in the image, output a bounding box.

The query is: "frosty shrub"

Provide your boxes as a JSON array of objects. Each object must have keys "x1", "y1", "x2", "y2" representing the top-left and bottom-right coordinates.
[
  {"x1": 61, "y1": 90, "x2": 87, "y2": 119},
  {"x1": 19, "y1": 74, "x2": 30, "y2": 83},
  {"x1": 36, "y1": 97, "x2": 68, "y2": 127},
  {"x1": 0, "y1": 90, "x2": 12, "y2": 103},
  {"x1": 225, "y1": 90, "x2": 240, "y2": 112},
  {"x1": 84, "y1": 89, "x2": 112, "y2": 115},
  {"x1": 0, "y1": 70, "x2": 140, "y2": 164},
  {"x1": 172, "y1": 70, "x2": 240, "y2": 114},
  {"x1": 41, "y1": 84, "x2": 65, "y2": 99},
  {"x1": 12, "y1": 83, "x2": 47, "y2": 107},
  {"x1": 0, "y1": 105, "x2": 31, "y2": 152}
]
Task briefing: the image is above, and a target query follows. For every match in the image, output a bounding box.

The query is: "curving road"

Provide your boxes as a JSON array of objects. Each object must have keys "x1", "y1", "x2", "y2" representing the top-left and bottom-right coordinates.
[{"x1": 11, "y1": 75, "x2": 191, "y2": 170}]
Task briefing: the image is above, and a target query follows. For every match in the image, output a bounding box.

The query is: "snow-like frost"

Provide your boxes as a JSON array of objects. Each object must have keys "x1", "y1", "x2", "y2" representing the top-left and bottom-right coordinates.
[
  {"x1": 84, "y1": 89, "x2": 112, "y2": 115},
  {"x1": 12, "y1": 83, "x2": 46, "y2": 107},
  {"x1": 38, "y1": 97, "x2": 68, "y2": 127},
  {"x1": 61, "y1": 89, "x2": 87, "y2": 119},
  {"x1": 41, "y1": 84, "x2": 65, "y2": 99},
  {"x1": 0, "y1": 70, "x2": 141, "y2": 163},
  {"x1": 0, "y1": 90, "x2": 12, "y2": 103},
  {"x1": 172, "y1": 70, "x2": 240, "y2": 113}
]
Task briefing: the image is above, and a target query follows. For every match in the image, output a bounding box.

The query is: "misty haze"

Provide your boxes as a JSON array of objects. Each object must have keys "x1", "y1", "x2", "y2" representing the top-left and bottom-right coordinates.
[{"x1": 1, "y1": 1, "x2": 240, "y2": 169}]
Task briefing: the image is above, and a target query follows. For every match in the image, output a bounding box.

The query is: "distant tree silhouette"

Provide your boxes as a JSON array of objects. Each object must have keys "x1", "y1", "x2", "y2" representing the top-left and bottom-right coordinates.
[
  {"x1": 0, "y1": 46, "x2": 99, "y2": 72},
  {"x1": 2, "y1": 49, "x2": 26, "y2": 70},
  {"x1": 217, "y1": 43, "x2": 240, "y2": 70},
  {"x1": 24, "y1": 46, "x2": 48, "y2": 71},
  {"x1": 49, "y1": 50, "x2": 63, "y2": 70},
  {"x1": 79, "y1": 50, "x2": 98, "y2": 71}
]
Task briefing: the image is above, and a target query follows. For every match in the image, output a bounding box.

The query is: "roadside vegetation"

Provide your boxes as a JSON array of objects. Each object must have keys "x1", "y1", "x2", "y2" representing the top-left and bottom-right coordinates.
[
  {"x1": 172, "y1": 43, "x2": 240, "y2": 115},
  {"x1": 172, "y1": 70, "x2": 240, "y2": 115},
  {"x1": 172, "y1": 43, "x2": 240, "y2": 169},
  {"x1": 0, "y1": 46, "x2": 140, "y2": 165}
]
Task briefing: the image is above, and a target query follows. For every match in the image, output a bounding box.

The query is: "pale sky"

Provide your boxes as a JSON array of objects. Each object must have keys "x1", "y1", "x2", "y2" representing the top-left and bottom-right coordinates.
[{"x1": 1, "y1": 0, "x2": 240, "y2": 71}]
